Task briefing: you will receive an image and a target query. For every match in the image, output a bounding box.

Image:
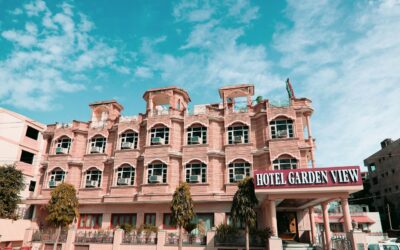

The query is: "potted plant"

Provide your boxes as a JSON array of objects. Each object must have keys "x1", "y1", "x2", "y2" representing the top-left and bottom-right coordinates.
[
  {"x1": 168, "y1": 232, "x2": 177, "y2": 244},
  {"x1": 183, "y1": 222, "x2": 197, "y2": 244}
]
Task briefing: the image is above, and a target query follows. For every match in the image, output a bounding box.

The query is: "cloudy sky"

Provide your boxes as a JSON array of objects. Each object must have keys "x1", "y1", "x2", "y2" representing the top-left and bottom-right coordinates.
[{"x1": 1, "y1": 0, "x2": 399, "y2": 168}]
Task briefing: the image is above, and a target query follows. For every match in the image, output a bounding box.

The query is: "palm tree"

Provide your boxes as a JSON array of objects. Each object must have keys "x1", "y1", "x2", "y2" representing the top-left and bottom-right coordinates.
[
  {"x1": 171, "y1": 183, "x2": 195, "y2": 250},
  {"x1": 231, "y1": 177, "x2": 259, "y2": 250}
]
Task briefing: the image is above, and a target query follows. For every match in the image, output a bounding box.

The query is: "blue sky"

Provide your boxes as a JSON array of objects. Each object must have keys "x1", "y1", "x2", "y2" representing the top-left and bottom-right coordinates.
[{"x1": 1, "y1": 0, "x2": 400, "y2": 168}]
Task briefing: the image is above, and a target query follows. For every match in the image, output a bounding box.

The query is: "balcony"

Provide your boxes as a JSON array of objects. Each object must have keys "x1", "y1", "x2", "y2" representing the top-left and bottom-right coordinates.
[{"x1": 75, "y1": 230, "x2": 114, "y2": 244}]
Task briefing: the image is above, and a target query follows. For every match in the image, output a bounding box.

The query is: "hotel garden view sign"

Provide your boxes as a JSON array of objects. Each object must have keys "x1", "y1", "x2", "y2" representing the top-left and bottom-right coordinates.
[{"x1": 254, "y1": 166, "x2": 362, "y2": 189}]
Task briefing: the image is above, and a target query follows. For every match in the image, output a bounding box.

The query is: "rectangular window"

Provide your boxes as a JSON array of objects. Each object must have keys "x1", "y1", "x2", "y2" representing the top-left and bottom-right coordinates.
[
  {"x1": 111, "y1": 214, "x2": 137, "y2": 228},
  {"x1": 20, "y1": 150, "x2": 34, "y2": 164},
  {"x1": 369, "y1": 163, "x2": 376, "y2": 173},
  {"x1": 163, "y1": 213, "x2": 176, "y2": 229},
  {"x1": 26, "y1": 126, "x2": 39, "y2": 140},
  {"x1": 190, "y1": 213, "x2": 214, "y2": 235},
  {"x1": 270, "y1": 120, "x2": 294, "y2": 139},
  {"x1": 144, "y1": 213, "x2": 156, "y2": 226},
  {"x1": 227, "y1": 125, "x2": 249, "y2": 144},
  {"x1": 150, "y1": 127, "x2": 169, "y2": 145},
  {"x1": 78, "y1": 214, "x2": 102, "y2": 229},
  {"x1": 187, "y1": 126, "x2": 207, "y2": 144},
  {"x1": 372, "y1": 177, "x2": 378, "y2": 185},
  {"x1": 28, "y1": 181, "x2": 36, "y2": 192}
]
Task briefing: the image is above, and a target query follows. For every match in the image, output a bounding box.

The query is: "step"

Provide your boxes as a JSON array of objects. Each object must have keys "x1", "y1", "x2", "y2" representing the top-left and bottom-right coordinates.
[{"x1": 283, "y1": 241, "x2": 315, "y2": 250}]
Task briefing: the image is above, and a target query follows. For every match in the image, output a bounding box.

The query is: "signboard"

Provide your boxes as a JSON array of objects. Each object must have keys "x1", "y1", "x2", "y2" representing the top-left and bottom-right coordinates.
[{"x1": 254, "y1": 166, "x2": 362, "y2": 189}]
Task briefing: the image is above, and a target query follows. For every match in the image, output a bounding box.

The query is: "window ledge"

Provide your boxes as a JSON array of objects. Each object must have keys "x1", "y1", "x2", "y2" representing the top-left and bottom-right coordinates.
[
  {"x1": 144, "y1": 144, "x2": 170, "y2": 149},
  {"x1": 48, "y1": 153, "x2": 71, "y2": 157},
  {"x1": 267, "y1": 137, "x2": 298, "y2": 142},
  {"x1": 224, "y1": 143, "x2": 253, "y2": 147},
  {"x1": 224, "y1": 183, "x2": 239, "y2": 186},
  {"x1": 79, "y1": 187, "x2": 102, "y2": 191},
  {"x1": 183, "y1": 144, "x2": 209, "y2": 148},
  {"x1": 111, "y1": 185, "x2": 137, "y2": 188},
  {"x1": 115, "y1": 149, "x2": 139, "y2": 153},
  {"x1": 83, "y1": 153, "x2": 107, "y2": 157},
  {"x1": 140, "y1": 183, "x2": 169, "y2": 187},
  {"x1": 187, "y1": 182, "x2": 209, "y2": 186}
]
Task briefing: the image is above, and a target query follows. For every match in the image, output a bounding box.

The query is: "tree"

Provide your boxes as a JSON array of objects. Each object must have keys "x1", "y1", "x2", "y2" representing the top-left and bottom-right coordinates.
[
  {"x1": 231, "y1": 177, "x2": 259, "y2": 250},
  {"x1": 0, "y1": 164, "x2": 25, "y2": 219},
  {"x1": 171, "y1": 183, "x2": 195, "y2": 250},
  {"x1": 46, "y1": 183, "x2": 79, "y2": 250}
]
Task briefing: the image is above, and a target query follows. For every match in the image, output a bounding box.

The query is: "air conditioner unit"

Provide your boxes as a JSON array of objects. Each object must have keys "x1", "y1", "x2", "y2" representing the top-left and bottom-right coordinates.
[
  {"x1": 234, "y1": 136, "x2": 243, "y2": 143},
  {"x1": 56, "y1": 147, "x2": 68, "y2": 154},
  {"x1": 90, "y1": 146, "x2": 102, "y2": 153},
  {"x1": 48, "y1": 180, "x2": 58, "y2": 188},
  {"x1": 151, "y1": 137, "x2": 165, "y2": 145},
  {"x1": 277, "y1": 130, "x2": 288, "y2": 138},
  {"x1": 189, "y1": 175, "x2": 200, "y2": 183},
  {"x1": 121, "y1": 142, "x2": 134, "y2": 149},
  {"x1": 190, "y1": 136, "x2": 202, "y2": 144},
  {"x1": 149, "y1": 175, "x2": 162, "y2": 183},
  {"x1": 117, "y1": 178, "x2": 130, "y2": 185},
  {"x1": 86, "y1": 180, "x2": 98, "y2": 188},
  {"x1": 234, "y1": 174, "x2": 245, "y2": 181}
]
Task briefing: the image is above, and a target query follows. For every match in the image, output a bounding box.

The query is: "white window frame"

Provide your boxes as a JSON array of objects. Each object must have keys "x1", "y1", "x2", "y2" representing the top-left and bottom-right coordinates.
[
  {"x1": 116, "y1": 165, "x2": 135, "y2": 185},
  {"x1": 273, "y1": 158, "x2": 297, "y2": 170},
  {"x1": 48, "y1": 168, "x2": 65, "y2": 188},
  {"x1": 150, "y1": 127, "x2": 169, "y2": 145},
  {"x1": 228, "y1": 161, "x2": 251, "y2": 183},
  {"x1": 89, "y1": 136, "x2": 107, "y2": 153},
  {"x1": 55, "y1": 137, "x2": 72, "y2": 154},
  {"x1": 187, "y1": 126, "x2": 207, "y2": 144},
  {"x1": 85, "y1": 168, "x2": 102, "y2": 188},
  {"x1": 270, "y1": 119, "x2": 294, "y2": 139},
  {"x1": 147, "y1": 163, "x2": 167, "y2": 183},
  {"x1": 185, "y1": 162, "x2": 207, "y2": 183},
  {"x1": 227, "y1": 125, "x2": 249, "y2": 144},
  {"x1": 120, "y1": 131, "x2": 138, "y2": 149}
]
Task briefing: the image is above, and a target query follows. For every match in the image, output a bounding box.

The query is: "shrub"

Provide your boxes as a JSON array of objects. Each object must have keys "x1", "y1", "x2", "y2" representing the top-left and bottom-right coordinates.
[{"x1": 215, "y1": 223, "x2": 239, "y2": 241}]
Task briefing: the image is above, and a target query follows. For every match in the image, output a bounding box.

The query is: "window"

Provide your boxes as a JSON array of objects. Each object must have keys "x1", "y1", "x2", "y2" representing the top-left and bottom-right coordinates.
[
  {"x1": 120, "y1": 131, "x2": 138, "y2": 149},
  {"x1": 375, "y1": 191, "x2": 381, "y2": 199},
  {"x1": 20, "y1": 150, "x2": 34, "y2": 164},
  {"x1": 163, "y1": 213, "x2": 176, "y2": 229},
  {"x1": 227, "y1": 124, "x2": 249, "y2": 144},
  {"x1": 150, "y1": 126, "x2": 169, "y2": 145},
  {"x1": 85, "y1": 168, "x2": 102, "y2": 188},
  {"x1": 147, "y1": 162, "x2": 167, "y2": 183},
  {"x1": 116, "y1": 165, "x2": 135, "y2": 185},
  {"x1": 187, "y1": 126, "x2": 207, "y2": 144},
  {"x1": 372, "y1": 177, "x2": 378, "y2": 185},
  {"x1": 228, "y1": 161, "x2": 251, "y2": 183},
  {"x1": 190, "y1": 213, "x2": 214, "y2": 234},
  {"x1": 111, "y1": 214, "x2": 137, "y2": 228},
  {"x1": 55, "y1": 137, "x2": 71, "y2": 154},
  {"x1": 226, "y1": 213, "x2": 245, "y2": 229},
  {"x1": 89, "y1": 136, "x2": 106, "y2": 153},
  {"x1": 273, "y1": 158, "x2": 297, "y2": 170},
  {"x1": 396, "y1": 185, "x2": 399, "y2": 190},
  {"x1": 26, "y1": 126, "x2": 39, "y2": 140},
  {"x1": 186, "y1": 162, "x2": 207, "y2": 183},
  {"x1": 29, "y1": 181, "x2": 36, "y2": 192},
  {"x1": 383, "y1": 245, "x2": 399, "y2": 250},
  {"x1": 369, "y1": 164, "x2": 376, "y2": 173},
  {"x1": 78, "y1": 214, "x2": 102, "y2": 229},
  {"x1": 392, "y1": 169, "x2": 395, "y2": 174},
  {"x1": 144, "y1": 213, "x2": 156, "y2": 226},
  {"x1": 48, "y1": 168, "x2": 66, "y2": 188},
  {"x1": 270, "y1": 119, "x2": 294, "y2": 139}
]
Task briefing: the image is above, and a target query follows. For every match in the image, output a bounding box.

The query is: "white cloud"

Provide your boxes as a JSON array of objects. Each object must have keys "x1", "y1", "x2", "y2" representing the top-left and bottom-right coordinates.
[
  {"x1": 0, "y1": 0, "x2": 124, "y2": 111},
  {"x1": 135, "y1": 66, "x2": 153, "y2": 78},
  {"x1": 273, "y1": 0, "x2": 400, "y2": 167}
]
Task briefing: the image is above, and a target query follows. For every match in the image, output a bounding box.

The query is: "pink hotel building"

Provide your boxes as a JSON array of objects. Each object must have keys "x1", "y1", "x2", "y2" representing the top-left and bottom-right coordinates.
[{"x1": 26, "y1": 84, "x2": 363, "y2": 249}]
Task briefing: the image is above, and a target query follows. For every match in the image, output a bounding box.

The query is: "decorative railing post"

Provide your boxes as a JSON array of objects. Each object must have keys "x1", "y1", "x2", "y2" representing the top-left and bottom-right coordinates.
[
  {"x1": 206, "y1": 230, "x2": 215, "y2": 247},
  {"x1": 112, "y1": 229, "x2": 123, "y2": 250},
  {"x1": 157, "y1": 231, "x2": 166, "y2": 248}
]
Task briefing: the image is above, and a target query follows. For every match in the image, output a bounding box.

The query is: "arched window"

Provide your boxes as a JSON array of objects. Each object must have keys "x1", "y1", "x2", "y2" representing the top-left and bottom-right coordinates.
[
  {"x1": 85, "y1": 168, "x2": 102, "y2": 188},
  {"x1": 147, "y1": 162, "x2": 167, "y2": 183},
  {"x1": 55, "y1": 136, "x2": 71, "y2": 154},
  {"x1": 273, "y1": 158, "x2": 297, "y2": 170},
  {"x1": 120, "y1": 130, "x2": 138, "y2": 149},
  {"x1": 48, "y1": 168, "x2": 65, "y2": 188},
  {"x1": 270, "y1": 119, "x2": 294, "y2": 139},
  {"x1": 116, "y1": 165, "x2": 135, "y2": 185},
  {"x1": 186, "y1": 161, "x2": 207, "y2": 183},
  {"x1": 227, "y1": 124, "x2": 249, "y2": 144},
  {"x1": 228, "y1": 161, "x2": 251, "y2": 183},
  {"x1": 89, "y1": 136, "x2": 107, "y2": 153},
  {"x1": 150, "y1": 126, "x2": 169, "y2": 145},
  {"x1": 187, "y1": 125, "x2": 207, "y2": 144}
]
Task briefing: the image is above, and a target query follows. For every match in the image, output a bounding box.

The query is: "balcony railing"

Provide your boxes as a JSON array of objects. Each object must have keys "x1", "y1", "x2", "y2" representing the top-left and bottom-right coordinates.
[
  {"x1": 75, "y1": 230, "x2": 114, "y2": 244},
  {"x1": 165, "y1": 233, "x2": 206, "y2": 245},
  {"x1": 32, "y1": 229, "x2": 68, "y2": 242},
  {"x1": 122, "y1": 232, "x2": 157, "y2": 245}
]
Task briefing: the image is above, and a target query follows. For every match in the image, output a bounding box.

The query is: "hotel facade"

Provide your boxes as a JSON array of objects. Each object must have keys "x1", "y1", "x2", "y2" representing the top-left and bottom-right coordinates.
[{"x1": 25, "y1": 84, "x2": 364, "y2": 249}]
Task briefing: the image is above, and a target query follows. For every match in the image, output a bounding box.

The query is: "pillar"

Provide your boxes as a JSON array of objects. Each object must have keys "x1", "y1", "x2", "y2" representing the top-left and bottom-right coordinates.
[
  {"x1": 64, "y1": 227, "x2": 76, "y2": 250},
  {"x1": 267, "y1": 199, "x2": 282, "y2": 250},
  {"x1": 101, "y1": 213, "x2": 111, "y2": 228},
  {"x1": 113, "y1": 229, "x2": 123, "y2": 250},
  {"x1": 341, "y1": 197, "x2": 352, "y2": 233},
  {"x1": 306, "y1": 115, "x2": 312, "y2": 138},
  {"x1": 309, "y1": 207, "x2": 316, "y2": 244},
  {"x1": 322, "y1": 202, "x2": 332, "y2": 250}
]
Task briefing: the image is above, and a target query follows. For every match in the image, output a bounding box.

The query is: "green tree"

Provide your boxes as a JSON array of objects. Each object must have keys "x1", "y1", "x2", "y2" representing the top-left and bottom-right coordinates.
[
  {"x1": 0, "y1": 164, "x2": 25, "y2": 219},
  {"x1": 171, "y1": 183, "x2": 195, "y2": 250},
  {"x1": 46, "y1": 183, "x2": 79, "y2": 250},
  {"x1": 231, "y1": 177, "x2": 259, "y2": 250}
]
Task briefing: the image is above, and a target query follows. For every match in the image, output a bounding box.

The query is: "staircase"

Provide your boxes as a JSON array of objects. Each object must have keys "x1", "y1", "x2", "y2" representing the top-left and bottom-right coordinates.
[{"x1": 283, "y1": 241, "x2": 316, "y2": 250}]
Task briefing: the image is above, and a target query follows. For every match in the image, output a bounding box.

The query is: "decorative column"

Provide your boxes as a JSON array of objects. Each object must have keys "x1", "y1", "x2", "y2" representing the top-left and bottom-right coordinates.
[
  {"x1": 309, "y1": 207, "x2": 317, "y2": 244},
  {"x1": 267, "y1": 199, "x2": 282, "y2": 250},
  {"x1": 341, "y1": 197, "x2": 353, "y2": 232},
  {"x1": 306, "y1": 115, "x2": 312, "y2": 138},
  {"x1": 322, "y1": 202, "x2": 332, "y2": 250}
]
